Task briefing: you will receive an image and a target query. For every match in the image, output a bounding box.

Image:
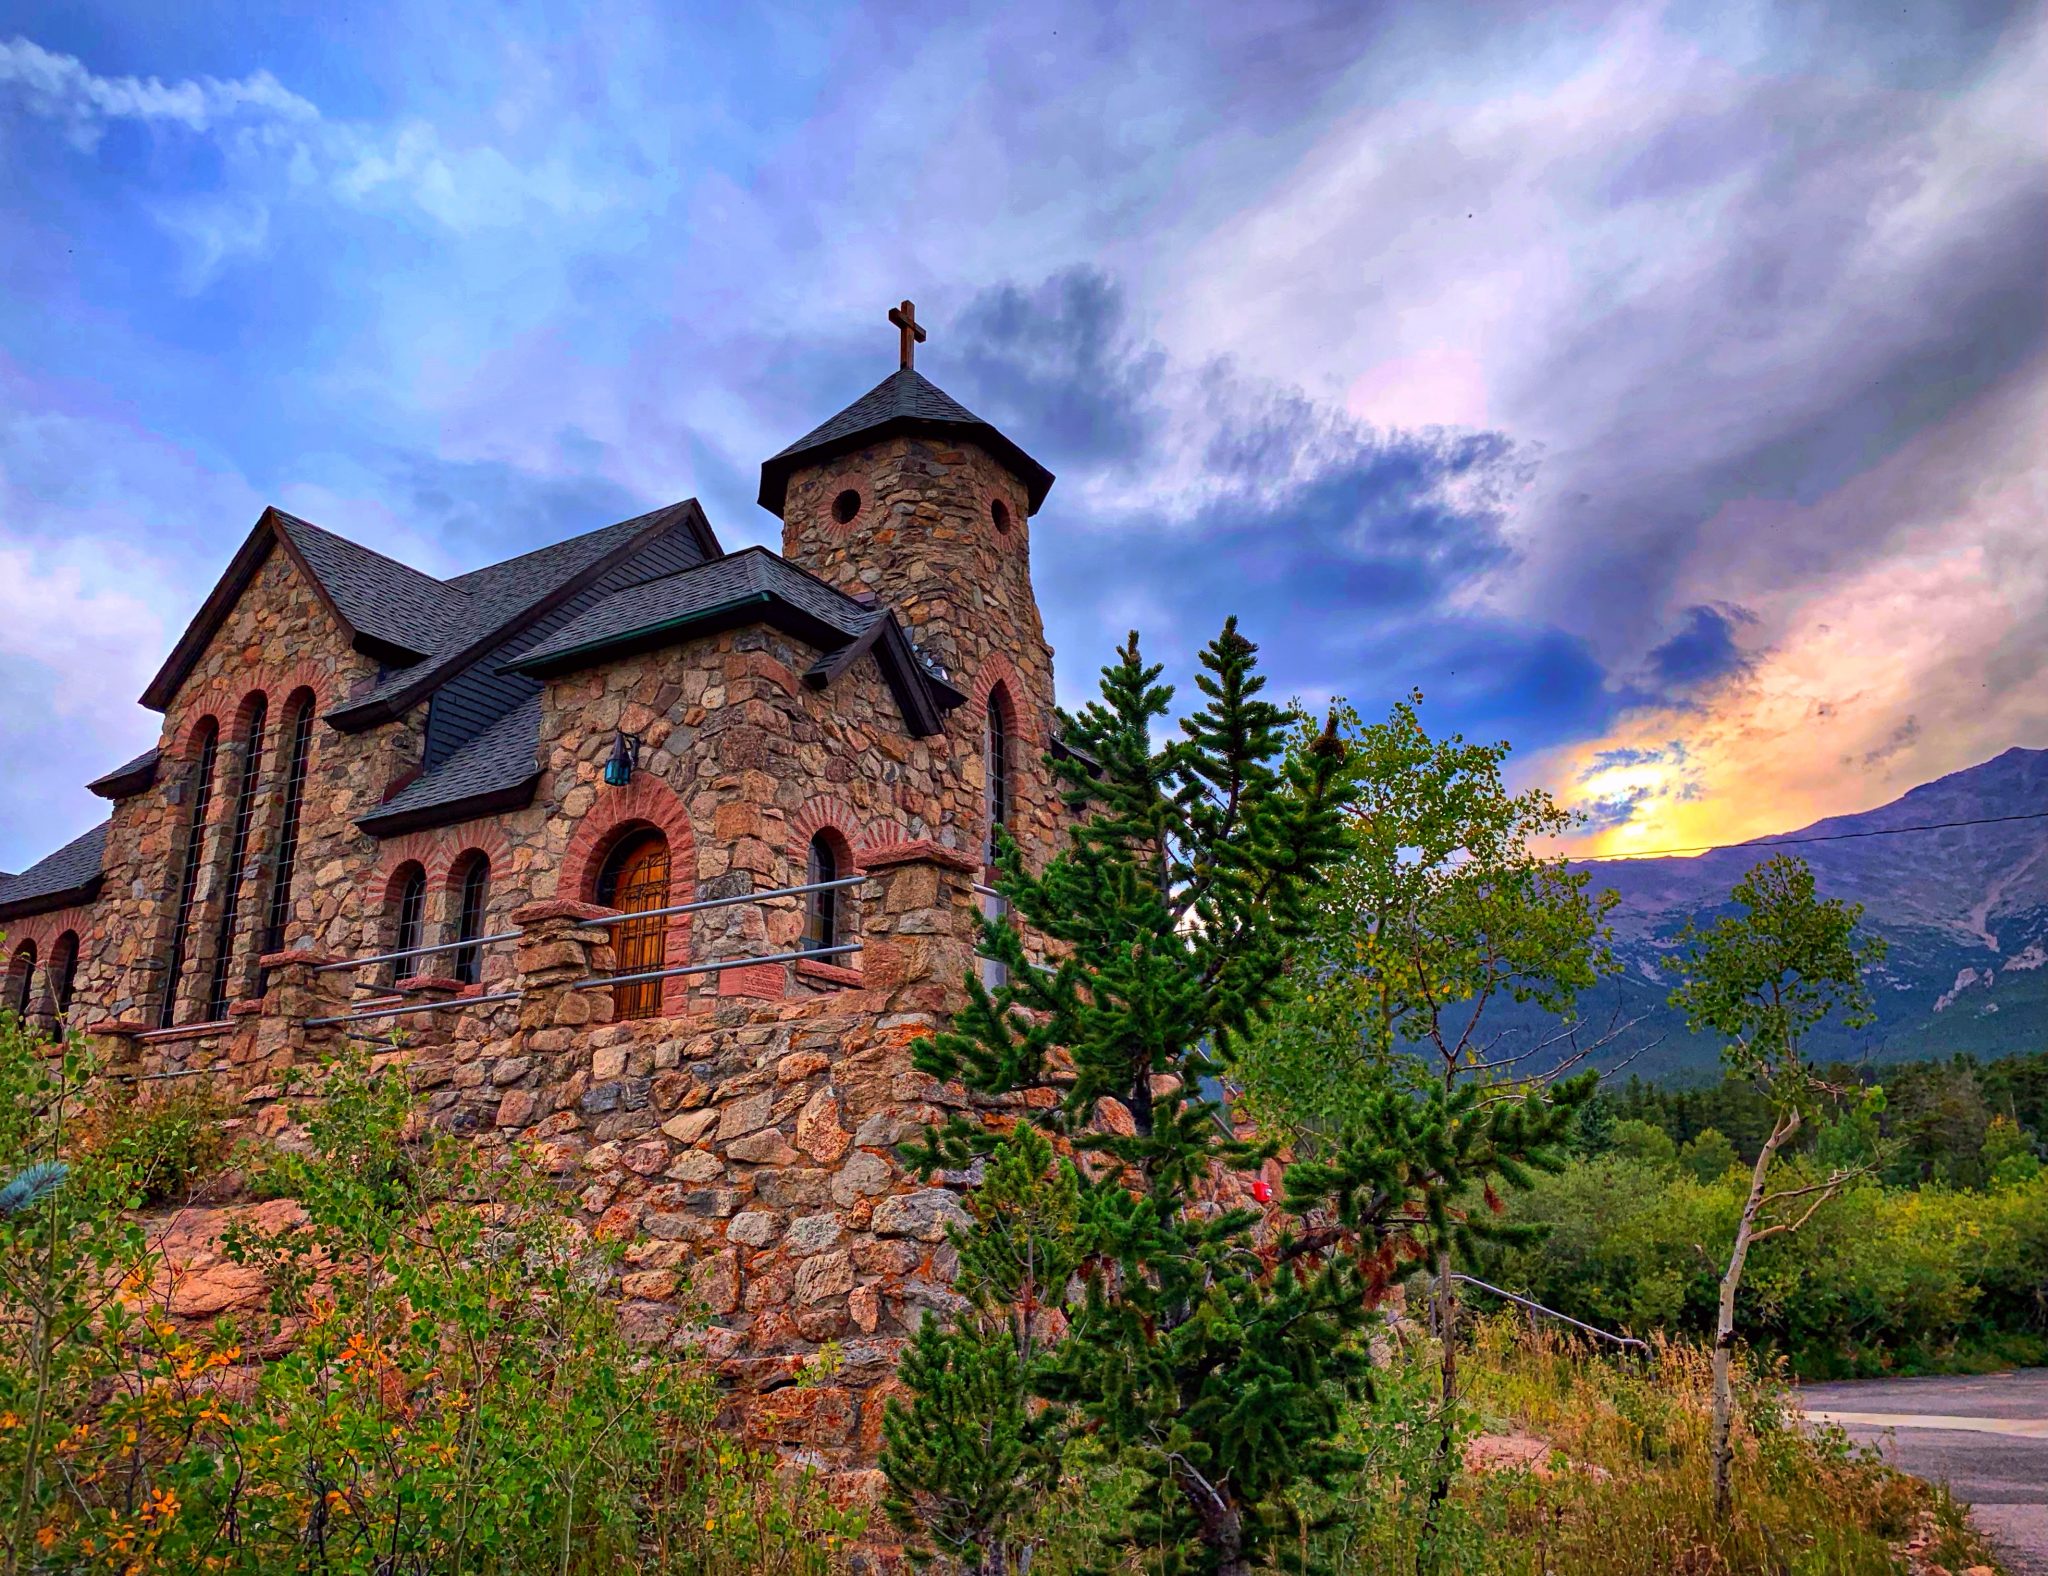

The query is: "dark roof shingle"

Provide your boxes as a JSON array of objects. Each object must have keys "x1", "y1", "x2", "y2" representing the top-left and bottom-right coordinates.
[
  {"x1": 354, "y1": 696, "x2": 542, "y2": 837},
  {"x1": 87, "y1": 747, "x2": 161, "y2": 800},
  {"x1": 325, "y1": 500, "x2": 716, "y2": 729},
  {"x1": 757, "y1": 368, "x2": 1054, "y2": 515},
  {"x1": 0, "y1": 822, "x2": 108, "y2": 919},
  {"x1": 510, "y1": 547, "x2": 960, "y2": 736},
  {"x1": 272, "y1": 512, "x2": 471, "y2": 658},
  {"x1": 512, "y1": 547, "x2": 878, "y2": 673}
]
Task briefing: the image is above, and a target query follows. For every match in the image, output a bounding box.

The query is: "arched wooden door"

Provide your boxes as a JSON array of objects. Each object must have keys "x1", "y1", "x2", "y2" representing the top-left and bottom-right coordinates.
[{"x1": 599, "y1": 832, "x2": 671, "y2": 1020}]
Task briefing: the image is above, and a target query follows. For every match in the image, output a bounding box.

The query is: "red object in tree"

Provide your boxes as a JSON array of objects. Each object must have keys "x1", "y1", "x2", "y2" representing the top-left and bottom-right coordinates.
[{"x1": 1250, "y1": 1178, "x2": 1273, "y2": 1204}]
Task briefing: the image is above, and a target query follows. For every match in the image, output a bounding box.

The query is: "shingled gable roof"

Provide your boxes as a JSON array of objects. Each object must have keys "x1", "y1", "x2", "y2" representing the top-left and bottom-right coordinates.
[
  {"x1": 323, "y1": 498, "x2": 720, "y2": 732},
  {"x1": 0, "y1": 822, "x2": 107, "y2": 921},
  {"x1": 140, "y1": 507, "x2": 471, "y2": 710},
  {"x1": 87, "y1": 746, "x2": 161, "y2": 800},
  {"x1": 509, "y1": 546, "x2": 964, "y2": 737},
  {"x1": 756, "y1": 368, "x2": 1055, "y2": 516},
  {"x1": 355, "y1": 694, "x2": 543, "y2": 838}
]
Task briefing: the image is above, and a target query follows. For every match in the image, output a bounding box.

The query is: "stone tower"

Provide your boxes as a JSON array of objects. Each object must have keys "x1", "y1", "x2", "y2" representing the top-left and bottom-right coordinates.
[{"x1": 758, "y1": 304, "x2": 1063, "y2": 874}]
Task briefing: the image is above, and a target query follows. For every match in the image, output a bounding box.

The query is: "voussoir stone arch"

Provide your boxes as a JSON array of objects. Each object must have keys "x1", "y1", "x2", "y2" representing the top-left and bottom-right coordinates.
[
  {"x1": 787, "y1": 795, "x2": 870, "y2": 875},
  {"x1": 437, "y1": 825, "x2": 515, "y2": 896},
  {"x1": 561, "y1": 775, "x2": 697, "y2": 1016},
  {"x1": 367, "y1": 831, "x2": 449, "y2": 900},
  {"x1": 966, "y1": 653, "x2": 1041, "y2": 767}
]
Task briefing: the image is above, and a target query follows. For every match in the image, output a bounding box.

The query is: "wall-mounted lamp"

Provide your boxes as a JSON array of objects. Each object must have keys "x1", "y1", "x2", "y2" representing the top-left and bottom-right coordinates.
[{"x1": 603, "y1": 731, "x2": 639, "y2": 788}]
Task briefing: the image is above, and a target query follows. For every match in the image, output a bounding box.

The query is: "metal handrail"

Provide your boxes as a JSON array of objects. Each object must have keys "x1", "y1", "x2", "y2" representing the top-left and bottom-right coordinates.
[
  {"x1": 572, "y1": 874, "x2": 868, "y2": 929},
  {"x1": 315, "y1": 931, "x2": 521, "y2": 973},
  {"x1": 578, "y1": 943, "x2": 861, "y2": 991},
  {"x1": 305, "y1": 990, "x2": 524, "y2": 1028},
  {"x1": 1449, "y1": 1273, "x2": 1649, "y2": 1352}
]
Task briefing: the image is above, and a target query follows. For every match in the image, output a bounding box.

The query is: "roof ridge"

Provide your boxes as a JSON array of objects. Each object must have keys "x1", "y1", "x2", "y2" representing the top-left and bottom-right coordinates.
[
  {"x1": 445, "y1": 499, "x2": 693, "y2": 592},
  {"x1": 271, "y1": 510, "x2": 464, "y2": 595}
]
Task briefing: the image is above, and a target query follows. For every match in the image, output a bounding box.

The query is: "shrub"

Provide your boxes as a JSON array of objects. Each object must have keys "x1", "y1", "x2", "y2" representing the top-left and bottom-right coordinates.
[
  {"x1": 0, "y1": 1030, "x2": 863, "y2": 1575},
  {"x1": 69, "y1": 1078, "x2": 237, "y2": 1205},
  {"x1": 1484, "y1": 1154, "x2": 2048, "y2": 1376}
]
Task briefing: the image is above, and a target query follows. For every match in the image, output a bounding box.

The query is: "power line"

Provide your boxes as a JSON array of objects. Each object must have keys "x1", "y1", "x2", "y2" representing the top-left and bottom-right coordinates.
[{"x1": 1570, "y1": 808, "x2": 2048, "y2": 864}]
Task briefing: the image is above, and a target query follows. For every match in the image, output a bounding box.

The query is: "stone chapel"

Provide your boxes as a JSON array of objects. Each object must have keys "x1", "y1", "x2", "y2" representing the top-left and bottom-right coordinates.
[{"x1": 0, "y1": 302, "x2": 1102, "y2": 1469}]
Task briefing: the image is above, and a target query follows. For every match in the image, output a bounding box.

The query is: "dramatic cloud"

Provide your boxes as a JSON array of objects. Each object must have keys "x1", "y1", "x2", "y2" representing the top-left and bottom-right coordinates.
[
  {"x1": 0, "y1": 1, "x2": 2040, "y2": 870},
  {"x1": 1643, "y1": 605, "x2": 1755, "y2": 697}
]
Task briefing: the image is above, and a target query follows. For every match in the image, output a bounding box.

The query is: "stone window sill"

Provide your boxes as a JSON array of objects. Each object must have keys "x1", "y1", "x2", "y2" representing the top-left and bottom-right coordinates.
[
  {"x1": 136, "y1": 1019, "x2": 234, "y2": 1045},
  {"x1": 795, "y1": 957, "x2": 863, "y2": 989}
]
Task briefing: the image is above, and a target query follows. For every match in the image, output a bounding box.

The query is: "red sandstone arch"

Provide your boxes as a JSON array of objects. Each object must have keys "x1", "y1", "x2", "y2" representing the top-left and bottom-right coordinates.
[
  {"x1": 367, "y1": 831, "x2": 448, "y2": 898},
  {"x1": 170, "y1": 707, "x2": 224, "y2": 763},
  {"x1": 168, "y1": 662, "x2": 328, "y2": 764},
  {"x1": 561, "y1": 776, "x2": 697, "y2": 1016},
  {"x1": 966, "y1": 651, "x2": 1037, "y2": 740},
  {"x1": 436, "y1": 825, "x2": 514, "y2": 896},
  {"x1": 787, "y1": 794, "x2": 869, "y2": 874}
]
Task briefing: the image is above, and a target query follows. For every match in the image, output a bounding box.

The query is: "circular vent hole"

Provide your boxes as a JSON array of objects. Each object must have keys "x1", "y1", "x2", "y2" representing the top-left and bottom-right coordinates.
[
  {"x1": 831, "y1": 488, "x2": 862, "y2": 525},
  {"x1": 991, "y1": 498, "x2": 1012, "y2": 534}
]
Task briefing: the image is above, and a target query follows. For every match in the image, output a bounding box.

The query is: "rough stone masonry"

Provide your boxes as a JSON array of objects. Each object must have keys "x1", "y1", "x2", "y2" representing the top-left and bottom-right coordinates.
[{"x1": 0, "y1": 305, "x2": 1113, "y2": 1487}]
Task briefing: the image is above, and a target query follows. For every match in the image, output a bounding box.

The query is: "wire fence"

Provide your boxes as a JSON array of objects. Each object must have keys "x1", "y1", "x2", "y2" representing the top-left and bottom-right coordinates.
[{"x1": 302, "y1": 873, "x2": 875, "y2": 1032}]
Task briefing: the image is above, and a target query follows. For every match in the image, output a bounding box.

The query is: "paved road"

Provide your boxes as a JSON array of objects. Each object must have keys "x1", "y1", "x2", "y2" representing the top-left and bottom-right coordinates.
[{"x1": 1798, "y1": 1369, "x2": 2048, "y2": 1575}]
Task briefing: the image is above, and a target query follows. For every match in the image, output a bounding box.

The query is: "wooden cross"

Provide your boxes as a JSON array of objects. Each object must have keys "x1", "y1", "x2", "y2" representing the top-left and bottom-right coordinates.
[{"x1": 888, "y1": 299, "x2": 927, "y2": 370}]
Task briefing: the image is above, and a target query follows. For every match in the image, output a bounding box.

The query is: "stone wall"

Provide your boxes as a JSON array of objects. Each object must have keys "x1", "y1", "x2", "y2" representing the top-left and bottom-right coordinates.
[
  {"x1": 779, "y1": 434, "x2": 1064, "y2": 885},
  {"x1": 96, "y1": 845, "x2": 990, "y2": 1496},
  {"x1": 76, "y1": 544, "x2": 420, "y2": 1028}
]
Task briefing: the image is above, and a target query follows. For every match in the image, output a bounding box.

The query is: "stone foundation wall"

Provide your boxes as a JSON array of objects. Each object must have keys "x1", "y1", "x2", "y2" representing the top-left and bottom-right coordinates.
[{"x1": 92, "y1": 846, "x2": 990, "y2": 1490}]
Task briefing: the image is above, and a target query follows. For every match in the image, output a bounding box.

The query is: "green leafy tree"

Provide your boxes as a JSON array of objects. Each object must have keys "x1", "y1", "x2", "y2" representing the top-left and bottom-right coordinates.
[
  {"x1": 1663, "y1": 854, "x2": 1887, "y2": 1521},
  {"x1": 1234, "y1": 694, "x2": 1618, "y2": 1142},
  {"x1": 1608, "y1": 1119, "x2": 1678, "y2": 1169},
  {"x1": 1983, "y1": 1114, "x2": 2042, "y2": 1187},
  {"x1": 1231, "y1": 694, "x2": 1615, "y2": 1563},
  {"x1": 1677, "y1": 1128, "x2": 1739, "y2": 1182}
]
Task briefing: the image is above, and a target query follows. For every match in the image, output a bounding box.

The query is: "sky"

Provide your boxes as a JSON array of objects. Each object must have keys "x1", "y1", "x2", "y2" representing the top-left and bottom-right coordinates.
[{"x1": 0, "y1": 0, "x2": 2043, "y2": 872}]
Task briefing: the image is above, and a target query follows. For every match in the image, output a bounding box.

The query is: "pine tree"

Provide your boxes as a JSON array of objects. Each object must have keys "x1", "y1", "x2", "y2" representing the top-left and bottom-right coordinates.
[
  {"x1": 890, "y1": 624, "x2": 1615, "y2": 1574},
  {"x1": 881, "y1": 1126, "x2": 1077, "y2": 1574}
]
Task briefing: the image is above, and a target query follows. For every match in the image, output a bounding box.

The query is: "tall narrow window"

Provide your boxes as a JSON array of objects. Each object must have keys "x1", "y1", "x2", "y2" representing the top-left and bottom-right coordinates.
[
  {"x1": 7, "y1": 941, "x2": 35, "y2": 1018},
  {"x1": 597, "y1": 832, "x2": 669, "y2": 1021},
  {"x1": 982, "y1": 690, "x2": 1014, "y2": 989},
  {"x1": 387, "y1": 864, "x2": 427, "y2": 986},
  {"x1": 160, "y1": 720, "x2": 221, "y2": 1027},
  {"x1": 205, "y1": 696, "x2": 267, "y2": 1021},
  {"x1": 452, "y1": 855, "x2": 491, "y2": 986},
  {"x1": 49, "y1": 933, "x2": 79, "y2": 1023},
  {"x1": 803, "y1": 834, "x2": 840, "y2": 954},
  {"x1": 261, "y1": 693, "x2": 315, "y2": 959},
  {"x1": 984, "y1": 692, "x2": 1013, "y2": 863}
]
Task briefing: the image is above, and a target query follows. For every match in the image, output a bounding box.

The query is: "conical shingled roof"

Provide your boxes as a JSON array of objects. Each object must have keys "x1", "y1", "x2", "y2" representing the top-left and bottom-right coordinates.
[{"x1": 757, "y1": 368, "x2": 1054, "y2": 516}]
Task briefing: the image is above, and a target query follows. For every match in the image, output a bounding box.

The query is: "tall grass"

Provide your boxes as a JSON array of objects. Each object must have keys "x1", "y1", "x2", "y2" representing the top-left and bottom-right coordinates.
[{"x1": 1307, "y1": 1318, "x2": 1996, "y2": 1576}]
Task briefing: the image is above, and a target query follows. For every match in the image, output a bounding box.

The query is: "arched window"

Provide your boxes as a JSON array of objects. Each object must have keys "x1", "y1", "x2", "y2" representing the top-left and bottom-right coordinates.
[
  {"x1": 261, "y1": 691, "x2": 316, "y2": 959},
  {"x1": 160, "y1": 718, "x2": 221, "y2": 1026},
  {"x1": 205, "y1": 695, "x2": 268, "y2": 1020},
  {"x1": 803, "y1": 833, "x2": 841, "y2": 955},
  {"x1": 982, "y1": 688, "x2": 1016, "y2": 990},
  {"x1": 48, "y1": 932, "x2": 79, "y2": 1023},
  {"x1": 597, "y1": 831, "x2": 669, "y2": 1021},
  {"x1": 6, "y1": 940, "x2": 36, "y2": 1019},
  {"x1": 451, "y1": 853, "x2": 491, "y2": 986},
  {"x1": 985, "y1": 688, "x2": 1013, "y2": 865},
  {"x1": 386, "y1": 863, "x2": 427, "y2": 986}
]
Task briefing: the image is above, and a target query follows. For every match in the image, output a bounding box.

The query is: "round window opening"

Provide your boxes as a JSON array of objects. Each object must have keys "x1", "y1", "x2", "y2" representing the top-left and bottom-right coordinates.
[
  {"x1": 991, "y1": 498, "x2": 1012, "y2": 534},
  {"x1": 831, "y1": 488, "x2": 862, "y2": 525}
]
